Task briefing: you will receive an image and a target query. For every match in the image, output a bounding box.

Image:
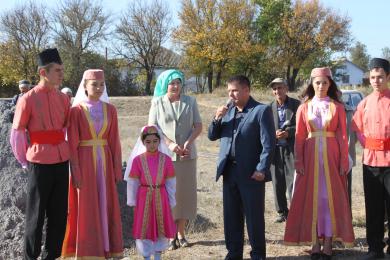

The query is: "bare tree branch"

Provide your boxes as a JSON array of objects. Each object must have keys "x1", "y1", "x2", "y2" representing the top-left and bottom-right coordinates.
[
  {"x1": 115, "y1": 0, "x2": 171, "y2": 95},
  {"x1": 51, "y1": 0, "x2": 110, "y2": 87}
]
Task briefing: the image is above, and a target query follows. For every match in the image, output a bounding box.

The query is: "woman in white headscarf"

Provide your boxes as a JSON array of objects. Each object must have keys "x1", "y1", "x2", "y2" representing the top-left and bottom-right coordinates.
[
  {"x1": 148, "y1": 69, "x2": 202, "y2": 249},
  {"x1": 61, "y1": 69, "x2": 123, "y2": 259}
]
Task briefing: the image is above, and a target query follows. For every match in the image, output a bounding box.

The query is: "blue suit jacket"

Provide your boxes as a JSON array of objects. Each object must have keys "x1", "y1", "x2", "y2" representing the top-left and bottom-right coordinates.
[{"x1": 208, "y1": 96, "x2": 276, "y2": 182}]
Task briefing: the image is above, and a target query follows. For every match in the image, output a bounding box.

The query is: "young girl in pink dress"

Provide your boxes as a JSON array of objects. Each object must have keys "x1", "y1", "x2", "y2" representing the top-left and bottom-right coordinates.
[{"x1": 125, "y1": 125, "x2": 176, "y2": 260}]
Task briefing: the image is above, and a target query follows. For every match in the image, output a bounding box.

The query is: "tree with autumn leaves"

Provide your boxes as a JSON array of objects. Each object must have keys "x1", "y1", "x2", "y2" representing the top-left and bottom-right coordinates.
[
  {"x1": 0, "y1": 1, "x2": 50, "y2": 87},
  {"x1": 258, "y1": 0, "x2": 351, "y2": 90},
  {"x1": 0, "y1": 0, "x2": 358, "y2": 95},
  {"x1": 174, "y1": 0, "x2": 260, "y2": 92},
  {"x1": 176, "y1": 0, "x2": 352, "y2": 91}
]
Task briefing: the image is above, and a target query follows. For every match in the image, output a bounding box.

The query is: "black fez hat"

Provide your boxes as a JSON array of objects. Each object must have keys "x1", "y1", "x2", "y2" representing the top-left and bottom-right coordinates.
[
  {"x1": 18, "y1": 79, "x2": 30, "y2": 85},
  {"x1": 37, "y1": 48, "x2": 63, "y2": 67},
  {"x1": 369, "y1": 58, "x2": 390, "y2": 73}
]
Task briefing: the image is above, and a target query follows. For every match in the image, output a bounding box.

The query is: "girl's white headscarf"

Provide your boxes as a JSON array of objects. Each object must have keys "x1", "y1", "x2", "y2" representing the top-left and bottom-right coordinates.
[
  {"x1": 72, "y1": 69, "x2": 109, "y2": 107},
  {"x1": 124, "y1": 125, "x2": 171, "y2": 206},
  {"x1": 124, "y1": 125, "x2": 170, "y2": 181}
]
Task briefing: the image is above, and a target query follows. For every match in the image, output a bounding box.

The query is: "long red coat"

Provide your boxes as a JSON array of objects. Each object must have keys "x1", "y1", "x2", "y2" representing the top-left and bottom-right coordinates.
[
  {"x1": 61, "y1": 102, "x2": 123, "y2": 258},
  {"x1": 284, "y1": 99, "x2": 354, "y2": 246}
]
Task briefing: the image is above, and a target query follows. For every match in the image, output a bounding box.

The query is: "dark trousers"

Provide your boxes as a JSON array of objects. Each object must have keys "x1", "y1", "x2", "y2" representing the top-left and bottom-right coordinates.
[
  {"x1": 270, "y1": 145, "x2": 294, "y2": 215},
  {"x1": 24, "y1": 161, "x2": 69, "y2": 260},
  {"x1": 223, "y1": 161, "x2": 265, "y2": 260},
  {"x1": 363, "y1": 164, "x2": 390, "y2": 253}
]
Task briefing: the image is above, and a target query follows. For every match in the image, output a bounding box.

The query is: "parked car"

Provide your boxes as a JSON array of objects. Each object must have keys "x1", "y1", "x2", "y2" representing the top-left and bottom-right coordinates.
[{"x1": 340, "y1": 89, "x2": 364, "y2": 110}]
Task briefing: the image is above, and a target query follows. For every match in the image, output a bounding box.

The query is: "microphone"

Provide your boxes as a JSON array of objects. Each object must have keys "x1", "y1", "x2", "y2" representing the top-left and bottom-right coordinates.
[
  {"x1": 215, "y1": 99, "x2": 233, "y2": 121},
  {"x1": 225, "y1": 98, "x2": 233, "y2": 108}
]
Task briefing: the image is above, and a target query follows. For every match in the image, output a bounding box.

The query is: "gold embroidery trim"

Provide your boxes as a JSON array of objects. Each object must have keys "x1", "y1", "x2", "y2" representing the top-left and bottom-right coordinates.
[
  {"x1": 156, "y1": 153, "x2": 166, "y2": 237},
  {"x1": 139, "y1": 153, "x2": 166, "y2": 239},
  {"x1": 307, "y1": 99, "x2": 338, "y2": 244},
  {"x1": 80, "y1": 102, "x2": 108, "y2": 176},
  {"x1": 140, "y1": 154, "x2": 153, "y2": 239}
]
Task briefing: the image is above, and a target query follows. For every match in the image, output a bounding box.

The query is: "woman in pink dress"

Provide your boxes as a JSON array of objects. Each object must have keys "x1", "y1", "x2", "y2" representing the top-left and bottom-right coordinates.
[
  {"x1": 61, "y1": 69, "x2": 123, "y2": 259},
  {"x1": 125, "y1": 125, "x2": 176, "y2": 260},
  {"x1": 284, "y1": 67, "x2": 354, "y2": 260}
]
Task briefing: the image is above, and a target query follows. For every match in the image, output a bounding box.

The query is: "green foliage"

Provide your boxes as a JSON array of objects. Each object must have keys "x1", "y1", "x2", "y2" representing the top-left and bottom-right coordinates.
[
  {"x1": 254, "y1": 0, "x2": 351, "y2": 90},
  {"x1": 349, "y1": 41, "x2": 370, "y2": 71},
  {"x1": 59, "y1": 49, "x2": 104, "y2": 90},
  {"x1": 254, "y1": 0, "x2": 291, "y2": 45},
  {"x1": 0, "y1": 41, "x2": 24, "y2": 86}
]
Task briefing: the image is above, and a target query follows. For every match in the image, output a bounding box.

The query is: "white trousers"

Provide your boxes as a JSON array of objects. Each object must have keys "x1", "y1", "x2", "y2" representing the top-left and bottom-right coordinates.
[{"x1": 136, "y1": 237, "x2": 168, "y2": 257}]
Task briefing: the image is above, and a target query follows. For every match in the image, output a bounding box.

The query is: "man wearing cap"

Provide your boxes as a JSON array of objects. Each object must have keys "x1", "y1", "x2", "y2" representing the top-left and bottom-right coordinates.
[
  {"x1": 10, "y1": 48, "x2": 70, "y2": 260},
  {"x1": 12, "y1": 80, "x2": 31, "y2": 106},
  {"x1": 352, "y1": 58, "x2": 390, "y2": 260},
  {"x1": 268, "y1": 78, "x2": 300, "y2": 223}
]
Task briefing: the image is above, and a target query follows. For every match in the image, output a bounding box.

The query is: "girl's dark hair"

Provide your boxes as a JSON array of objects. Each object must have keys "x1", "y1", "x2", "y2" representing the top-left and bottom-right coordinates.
[
  {"x1": 301, "y1": 76, "x2": 341, "y2": 103},
  {"x1": 141, "y1": 131, "x2": 161, "y2": 142}
]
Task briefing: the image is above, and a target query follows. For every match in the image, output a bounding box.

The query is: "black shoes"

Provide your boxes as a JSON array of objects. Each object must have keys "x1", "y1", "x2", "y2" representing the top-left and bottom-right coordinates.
[
  {"x1": 310, "y1": 252, "x2": 332, "y2": 260},
  {"x1": 168, "y1": 237, "x2": 189, "y2": 250},
  {"x1": 310, "y1": 252, "x2": 322, "y2": 260},
  {"x1": 168, "y1": 238, "x2": 178, "y2": 250},
  {"x1": 178, "y1": 237, "x2": 189, "y2": 247}
]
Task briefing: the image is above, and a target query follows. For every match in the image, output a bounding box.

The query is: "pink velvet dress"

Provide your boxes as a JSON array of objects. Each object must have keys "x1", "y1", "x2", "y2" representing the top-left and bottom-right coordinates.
[{"x1": 129, "y1": 151, "x2": 176, "y2": 241}]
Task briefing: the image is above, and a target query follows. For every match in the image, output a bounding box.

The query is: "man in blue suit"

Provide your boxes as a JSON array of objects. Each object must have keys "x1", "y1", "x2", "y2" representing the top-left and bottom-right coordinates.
[{"x1": 208, "y1": 75, "x2": 276, "y2": 260}]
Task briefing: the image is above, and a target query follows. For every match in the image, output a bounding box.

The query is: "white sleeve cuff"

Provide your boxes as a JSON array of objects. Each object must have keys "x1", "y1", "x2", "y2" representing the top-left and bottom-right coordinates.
[
  {"x1": 165, "y1": 178, "x2": 176, "y2": 208},
  {"x1": 126, "y1": 178, "x2": 139, "y2": 206}
]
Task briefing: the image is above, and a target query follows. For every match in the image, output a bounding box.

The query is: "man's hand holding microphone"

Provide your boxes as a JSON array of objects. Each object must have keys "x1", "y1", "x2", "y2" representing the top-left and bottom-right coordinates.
[{"x1": 214, "y1": 99, "x2": 232, "y2": 121}]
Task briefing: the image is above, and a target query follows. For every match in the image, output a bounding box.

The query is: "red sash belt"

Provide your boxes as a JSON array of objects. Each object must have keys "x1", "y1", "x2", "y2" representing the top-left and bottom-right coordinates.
[
  {"x1": 365, "y1": 137, "x2": 390, "y2": 151},
  {"x1": 29, "y1": 130, "x2": 65, "y2": 145}
]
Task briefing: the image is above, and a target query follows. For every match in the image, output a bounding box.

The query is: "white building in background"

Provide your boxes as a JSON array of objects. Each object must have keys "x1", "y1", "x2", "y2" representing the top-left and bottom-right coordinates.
[{"x1": 334, "y1": 59, "x2": 365, "y2": 87}]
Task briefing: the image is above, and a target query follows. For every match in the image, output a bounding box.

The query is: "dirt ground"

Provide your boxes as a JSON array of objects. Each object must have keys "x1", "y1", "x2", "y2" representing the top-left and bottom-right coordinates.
[{"x1": 111, "y1": 92, "x2": 389, "y2": 260}]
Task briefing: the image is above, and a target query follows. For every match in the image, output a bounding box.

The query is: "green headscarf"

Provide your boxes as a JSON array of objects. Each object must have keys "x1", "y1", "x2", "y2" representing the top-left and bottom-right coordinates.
[{"x1": 153, "y1": 69, "x2": 185, "y2": 97}]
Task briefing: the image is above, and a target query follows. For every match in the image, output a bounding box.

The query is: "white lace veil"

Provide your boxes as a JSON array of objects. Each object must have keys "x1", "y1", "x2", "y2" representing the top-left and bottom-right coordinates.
[
  {"x1": 124, "y1": 125, "x2": 170, "y2": 181},
  {"x1": 72, "y1": 69, "x2": 109, "y2": 107}
]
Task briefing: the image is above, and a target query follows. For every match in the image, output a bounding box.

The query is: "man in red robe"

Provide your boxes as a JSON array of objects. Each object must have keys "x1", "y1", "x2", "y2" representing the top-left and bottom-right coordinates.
[
  {"x1": 352, "y1": 58, "x2": 390, "y2": 260},
  {"x1": 10, "y1": 48, "x2": 70, "y2": 260}
]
